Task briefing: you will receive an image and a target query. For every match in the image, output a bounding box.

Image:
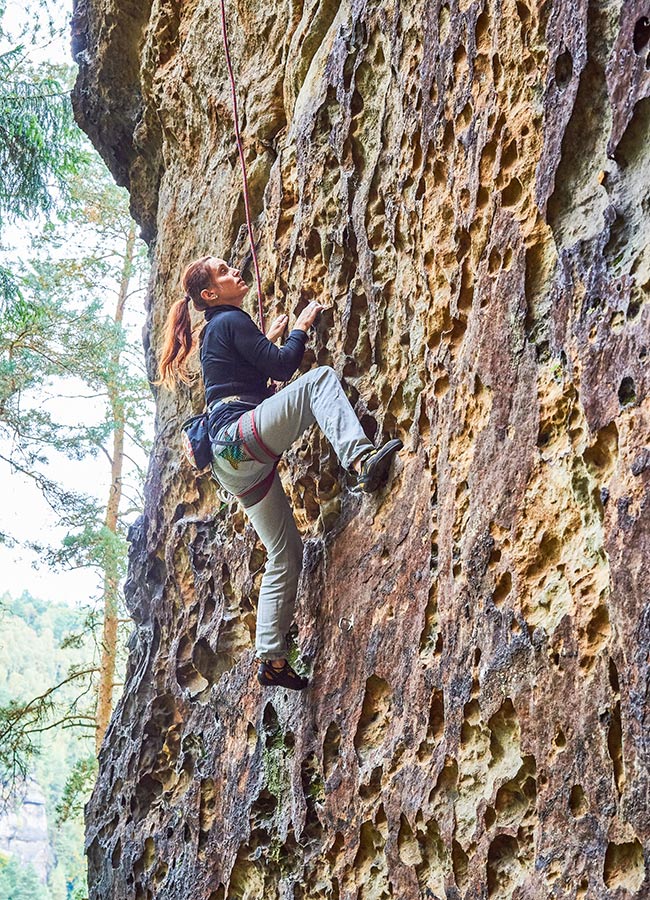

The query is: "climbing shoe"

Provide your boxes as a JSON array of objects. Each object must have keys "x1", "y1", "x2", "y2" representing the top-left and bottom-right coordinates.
[
  {"x1": 256, "y1": 658, "x2": 309, "y2": 690},
  {"x1": 357, "y1": 438, "x2": 403, "y2": 492}
]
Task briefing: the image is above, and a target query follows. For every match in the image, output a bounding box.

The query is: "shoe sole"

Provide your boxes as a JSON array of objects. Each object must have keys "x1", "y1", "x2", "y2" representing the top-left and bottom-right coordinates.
[
  {"x1": 256, "y1": 666, "x2": 309, "y2": 690},
  {"x1": 361, "y1": 439, "x2": 403, "y2": 492}
]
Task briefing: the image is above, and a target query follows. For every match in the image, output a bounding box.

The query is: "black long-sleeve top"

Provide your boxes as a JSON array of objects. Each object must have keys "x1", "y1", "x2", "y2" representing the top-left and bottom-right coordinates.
[{"x1": 200, "y1": 304, "x2": 307, "y2": 435}]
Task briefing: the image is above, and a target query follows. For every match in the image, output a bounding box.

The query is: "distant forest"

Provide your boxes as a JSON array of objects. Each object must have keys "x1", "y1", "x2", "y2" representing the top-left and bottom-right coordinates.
[{"x1": 0, "y1": 592, "x2": 94, "y2": 900}]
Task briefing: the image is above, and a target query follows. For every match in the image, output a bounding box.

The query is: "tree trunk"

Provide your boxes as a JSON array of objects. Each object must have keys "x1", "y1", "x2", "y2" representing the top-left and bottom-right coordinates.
[{"x1": 95, "y1": 222, "x2": 136, "y2": 754}]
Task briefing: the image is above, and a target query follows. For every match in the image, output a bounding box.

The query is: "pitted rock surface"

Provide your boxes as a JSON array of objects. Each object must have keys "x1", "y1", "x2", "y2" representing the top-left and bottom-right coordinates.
[{"x1": 72, "y1": 0, "x2": 650, "y2": 897}]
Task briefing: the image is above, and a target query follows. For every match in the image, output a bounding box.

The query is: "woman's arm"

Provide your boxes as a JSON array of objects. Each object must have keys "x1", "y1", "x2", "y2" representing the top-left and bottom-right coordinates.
[{"x1": 230, "y1": 312, "x2": 308, "y2": 381}]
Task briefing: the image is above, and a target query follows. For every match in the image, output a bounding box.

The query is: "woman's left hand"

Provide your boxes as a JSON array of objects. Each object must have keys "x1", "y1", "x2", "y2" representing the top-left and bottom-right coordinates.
[{"x1": 267, "y1": 314, "x2": 289, "y2": 343}]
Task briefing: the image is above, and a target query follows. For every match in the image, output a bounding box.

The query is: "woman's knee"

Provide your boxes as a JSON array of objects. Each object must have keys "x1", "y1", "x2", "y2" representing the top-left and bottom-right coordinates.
[
  {"x1": 265, "y1": 531, "x2": 303, "y2": 570},
  {"x1": 305, "y1": 366, "x2": 339, "y2": 397},
  {"x1": 313, "y1": 365, "x2": 336, "y2": 381}
]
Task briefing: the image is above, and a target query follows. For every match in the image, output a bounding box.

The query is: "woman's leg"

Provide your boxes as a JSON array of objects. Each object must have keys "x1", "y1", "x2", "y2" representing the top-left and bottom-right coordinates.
[
  {"x1": 254, "y1": 366, "x2": 375, "y2": 469},
  {"x1": 244, "y1": 472, "x2": 304, "y2": 662}
]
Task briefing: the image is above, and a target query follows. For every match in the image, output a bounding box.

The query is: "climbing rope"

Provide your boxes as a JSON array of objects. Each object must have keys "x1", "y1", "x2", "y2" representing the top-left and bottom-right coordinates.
[{"x1": 219, "y1": 0, "x2": 266, "y2": 334}]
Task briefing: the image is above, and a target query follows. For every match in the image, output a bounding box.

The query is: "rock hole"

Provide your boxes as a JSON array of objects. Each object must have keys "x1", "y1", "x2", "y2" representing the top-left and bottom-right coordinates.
[
  {"x1": 301, "y1": 755, "x2": 325, "y2": 844},
  {"x1": 262, "y1": 702, "x2": 281, "y2": 748},
  {"x1": 633, "y1": 17, "x2": 650, "y2": 54},
  {"x1": 198, "y1": 778, "x2": 217, "y2": 853},
  {"x1": 569, "y1": 784, "x2": 588, "y2": 817},
  {"x1": 359, "y1": 413, "x2": 378, "y2": 443},
  {"x1": 453, "y1": 44, "x2": 468, "y2": 73},
  {"x1": 414, "y1": 815, "x2": 446, "y2": 896},
  {"x1": 111, "y1": 838, "x2": 121, "y2": 869},
  {"x1": 555, "y1": 48, "x2": 573, "y2": 89},
  {"x1": 143, "y1": 836, "x2": 155, "y2": 869},
  {"x1": 501, "y1": 177, "x2": 523, "y2": 207},
  {"x1": 131, "y1": 775, "x2": 163, "y2": 824},
  {"x1": 350, "y1": 88, "x2": 364, "y2": 118},
  {"x1": 486, "y1": 834, "x2": 523, "y2": 897},
  {"x1": 488, "y1": 247, "x2": 502, "y2": 274},
  {"x1": 323, "y1": 721, "x2": 341, "y2": 779},
  {"x1": 250, "y1": 788, "x2": 277, "y2": 826},
  {"x1": 153, "y1": 862, "x2": 168, "y2": 886},
  {"x1": 554, "y1": 728, "x2": 566, "y2": 750},
  {"x1": 627, "y1": 297, "x2": 642, "y2": 319},
  {"x1": 434, "y1": 374, "x2": 449, "y2": 397},
  {"x1": 515, "y1": 1, "x2": 531, "y2": 22},
  {"x1": 607, "y1": 701, "x2": 625, "y2": 794},
  {"x1": 452, "y1": 839, "x2": 469, "y2": 889},
  {"x1": 475, "y1": 10, "x2": 490, "y2": 49},
  {"x1": 585, "y1": 604, "x2": 610, "y2": 652},
  {"x1": 460, "y1": 698, "x2": 481, "y2": 746},
  {"x1": 419, "y1": 580, "x2": 439, "y2": 659},
  {"x1": 492, "y1": 52, "x2": 503, "y2": 85},
  {"x1": 176, "y1": 635, "x2": 208, "y2": 695},
  {"x1": 203, "y1": 587, "x2": 216, "y2": 623},
  {"x1": 488, "y1": 699, "x2": 519, "y2": 766},
  {"x1": 193, "y1": 638, "x2": 224, "y2": 687},
  {"x1": 501, "y1": 139, "x2": 518, "y2": 171},
  {"x1": 354, "y1": 675, "x2": 392, "y2": 764},
  {"x1": 358, "y1": 764, "x2": 383, "y2": 800},
  {"x1": 397, "y1": 814, "x2": 421, "y2": 865},
  {"x1": 438, "y1": 3, "x2": 451, "y2": 43},
  {"x1": 608, "y1": 658, "x2": 620, "y2": 694},
  {"x1": 603, "y1": 839, "x2": 645, "y2": 891},
  {"x1": 583, "y1": 421, "x2": 618, "y2": 474},
  {"x1": 618, "y1": 376, "x2": 636, "y2": 407},
  {"x1": 417, "y1": 690, "x2": 445, "y2": 760},
  {"x1": 493, "y1": 571, "x2": 512, "y2": 607},
  {"x1": 494, "y1": 756, "x2": 537, "y2": 827},
  {"x1": 477, "y1": 184, "x2": 490, "y2": 209}
]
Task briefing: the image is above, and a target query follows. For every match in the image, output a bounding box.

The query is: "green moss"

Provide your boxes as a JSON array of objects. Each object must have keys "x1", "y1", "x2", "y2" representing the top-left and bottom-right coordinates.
[{"x1": 262, "y1": 747, "x2": 289, "y2": 801}]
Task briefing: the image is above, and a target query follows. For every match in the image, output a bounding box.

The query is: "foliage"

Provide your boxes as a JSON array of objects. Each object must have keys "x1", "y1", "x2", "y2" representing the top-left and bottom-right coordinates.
[
  {"x1": 0, "y1": 146, "x2": 152, "y2": 546},
  {"x1": 55, "y1": 755, "x2": 97, "y2": 824},
  {"x1": 0, "y1": 592, "x2": 93, "y2": 898},
  {"x1": 0, "y1": 51, "x2": 83, "y2": 225},
  {"x1": 0, "y1": 856, "x2": 51, "y2": 900},
  {"x1": 0, "y1": 4, "x2": 151, "y2": 897}
]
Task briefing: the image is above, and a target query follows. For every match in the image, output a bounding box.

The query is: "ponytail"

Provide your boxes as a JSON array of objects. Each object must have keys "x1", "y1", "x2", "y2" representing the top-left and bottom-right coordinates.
[
  {"x1": 155, "y1": 256, "x2": 215, "y2": 388},
  {"x1": 156, "y1": 296, "x2": 194, "y2": 387}
]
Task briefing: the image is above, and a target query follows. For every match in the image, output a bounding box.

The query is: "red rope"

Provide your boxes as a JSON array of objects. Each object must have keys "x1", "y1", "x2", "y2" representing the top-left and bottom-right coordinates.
[{"x1": 219, "y1": 0, "x2": 266, "y2": 334}]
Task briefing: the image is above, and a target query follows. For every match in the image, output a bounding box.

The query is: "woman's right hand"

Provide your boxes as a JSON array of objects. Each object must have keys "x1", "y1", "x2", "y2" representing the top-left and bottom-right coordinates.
[{"x1": 294, "y1": 300, "x2": 326, "y2": 332}]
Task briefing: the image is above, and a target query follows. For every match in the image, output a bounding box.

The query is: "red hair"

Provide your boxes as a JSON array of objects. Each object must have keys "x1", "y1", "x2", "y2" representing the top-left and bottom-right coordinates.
[{"x1": 156, "y1": 256, "x2": 215, "y2": 387}]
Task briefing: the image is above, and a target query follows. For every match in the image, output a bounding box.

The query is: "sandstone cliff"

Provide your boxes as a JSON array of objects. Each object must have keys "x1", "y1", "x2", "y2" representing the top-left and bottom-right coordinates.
[{"x1": 71, "y1": 1, "x2": 650, "y2": 897}]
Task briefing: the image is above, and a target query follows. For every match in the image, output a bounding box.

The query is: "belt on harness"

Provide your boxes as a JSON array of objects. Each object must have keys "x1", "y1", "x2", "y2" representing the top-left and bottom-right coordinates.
[
  {"x1": 212, "y1": 407, "x2": 280, "y2": 509},
  {"x1": 208, "y1": 394, "x2": 261, "y2": 416}
]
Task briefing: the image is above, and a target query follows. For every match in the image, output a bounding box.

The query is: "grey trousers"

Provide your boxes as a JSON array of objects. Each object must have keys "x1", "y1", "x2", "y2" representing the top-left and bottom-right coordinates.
[{"x1": 211, "y1": 366, "x2": 374, "y2": 660}]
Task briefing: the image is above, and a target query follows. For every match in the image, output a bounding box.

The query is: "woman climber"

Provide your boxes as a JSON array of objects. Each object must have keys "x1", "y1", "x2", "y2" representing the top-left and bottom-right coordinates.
[{"x1": 158, "y1": 255, "x2": 402, "y2": 690}]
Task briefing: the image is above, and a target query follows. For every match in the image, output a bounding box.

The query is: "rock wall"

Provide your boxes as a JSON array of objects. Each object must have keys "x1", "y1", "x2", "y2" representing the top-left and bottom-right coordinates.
[{"x1": 71, "y1": 0, "x2": 650, "y2": 898}]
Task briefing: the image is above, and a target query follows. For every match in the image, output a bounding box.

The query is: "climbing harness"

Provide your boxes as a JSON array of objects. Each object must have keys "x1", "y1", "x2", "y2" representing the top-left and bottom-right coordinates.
[{"x1": 219, "y1": 0, "x2": 266, "y2": 334}]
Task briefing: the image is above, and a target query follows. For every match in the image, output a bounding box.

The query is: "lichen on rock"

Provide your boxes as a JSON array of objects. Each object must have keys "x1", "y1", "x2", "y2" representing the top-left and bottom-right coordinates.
[{"x1": 72, "y1": 0, "x2": 650, "y2": 897}]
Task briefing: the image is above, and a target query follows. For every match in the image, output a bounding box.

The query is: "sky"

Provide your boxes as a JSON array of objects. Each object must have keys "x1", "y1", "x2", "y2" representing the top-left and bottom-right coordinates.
[{"x1": 0, "y1": 1, "x2": 152, "y2": 609}]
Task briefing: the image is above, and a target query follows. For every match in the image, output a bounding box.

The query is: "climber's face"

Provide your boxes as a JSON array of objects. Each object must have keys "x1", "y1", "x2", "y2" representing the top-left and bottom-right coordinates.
[{"x1": 200, "y1": 257, "x2": 249, "y2": 306}]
